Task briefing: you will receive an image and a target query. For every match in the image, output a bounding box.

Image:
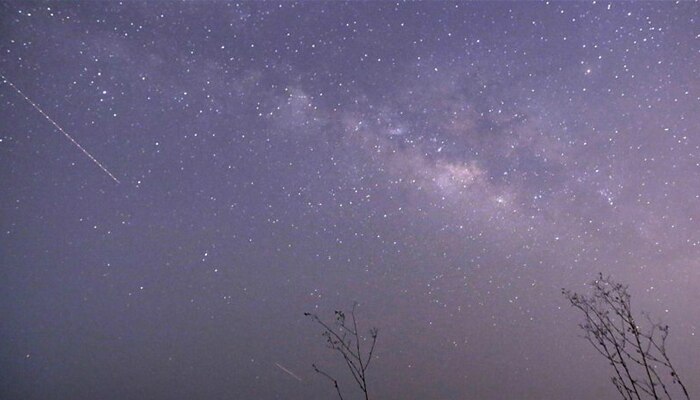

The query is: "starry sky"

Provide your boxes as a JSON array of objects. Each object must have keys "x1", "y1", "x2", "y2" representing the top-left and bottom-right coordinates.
[{"x1": 1, "y1": 2, "x2": 699, "y2": 399}]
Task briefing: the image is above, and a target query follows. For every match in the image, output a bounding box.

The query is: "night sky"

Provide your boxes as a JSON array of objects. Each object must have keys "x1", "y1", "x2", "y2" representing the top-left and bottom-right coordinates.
[{"x1": 1, "y1": 2, "x2": 699, "y2": 399}]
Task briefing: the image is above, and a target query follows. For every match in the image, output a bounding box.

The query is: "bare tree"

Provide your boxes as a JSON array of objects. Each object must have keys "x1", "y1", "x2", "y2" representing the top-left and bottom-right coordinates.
[
  {"x1": 563, "y1": 273, "x2": 690, "y2": 400},
  {"x1": 304, "y1": 303, "x2": 379, "y2": 400}
]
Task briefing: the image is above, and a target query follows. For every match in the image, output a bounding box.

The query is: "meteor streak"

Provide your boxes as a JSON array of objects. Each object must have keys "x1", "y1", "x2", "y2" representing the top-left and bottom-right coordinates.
[
  {"x1": 1, "y1": 73, "x2": 120, "y2": 184},
  {"x1": 274, "y1": 362, "x2": 303, "y2": 382}
]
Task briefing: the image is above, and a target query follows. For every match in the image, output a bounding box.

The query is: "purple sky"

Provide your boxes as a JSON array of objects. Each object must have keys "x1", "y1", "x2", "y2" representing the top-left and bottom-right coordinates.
[{"x1": 1, "y1": 2, "x2": 699, "y2": 399}]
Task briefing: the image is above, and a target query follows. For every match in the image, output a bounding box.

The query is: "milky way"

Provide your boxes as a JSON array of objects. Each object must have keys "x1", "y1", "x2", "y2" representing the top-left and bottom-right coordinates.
[{"x1": 1, "y1": 2, "x2": 698, "y2": 399}]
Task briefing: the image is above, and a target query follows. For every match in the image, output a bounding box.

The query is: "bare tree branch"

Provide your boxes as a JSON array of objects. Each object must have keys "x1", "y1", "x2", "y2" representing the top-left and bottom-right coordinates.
[
  {"x1": 305, "y1": 304, "x2": 379, "y2": 400},
  {"x1": 563, "y1": 274, "x2": 690, "y2": 400},
  {"x1": 312, "y1": 363, "x2": 345, "y2": 400}
]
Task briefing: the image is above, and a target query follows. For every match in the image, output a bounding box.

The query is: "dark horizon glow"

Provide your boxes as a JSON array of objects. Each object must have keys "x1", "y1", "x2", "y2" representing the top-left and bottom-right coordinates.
[{"x1": 1, "y1": 2, "x2": 698, "y2": 399}]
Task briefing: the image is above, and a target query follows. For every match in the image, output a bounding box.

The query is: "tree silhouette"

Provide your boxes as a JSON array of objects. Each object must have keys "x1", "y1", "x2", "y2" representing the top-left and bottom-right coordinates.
[
  {"x1": 304, "y1": 303, "x2": 378, "y2": 400},
  {"x1": 563, "y1": 274, "x2": 690, "y2": 400}
]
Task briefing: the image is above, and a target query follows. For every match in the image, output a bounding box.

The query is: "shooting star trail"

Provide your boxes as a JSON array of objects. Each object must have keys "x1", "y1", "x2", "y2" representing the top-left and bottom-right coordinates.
[
  {"x1": 0, "y1": 73, "x2": 120, "y2": 184},
  {"x1": 274, "y1": 362, "x2": 303, "y2": 382}
]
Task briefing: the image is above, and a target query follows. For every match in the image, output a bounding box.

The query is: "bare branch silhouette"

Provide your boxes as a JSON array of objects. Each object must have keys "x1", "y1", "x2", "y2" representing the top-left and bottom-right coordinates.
[
  {"x1": 563, "y1": 273, "x2": 690, "y2": 400},
  {"x1": 305, "y1": 303, "x2": 379, "y2": 400}
]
